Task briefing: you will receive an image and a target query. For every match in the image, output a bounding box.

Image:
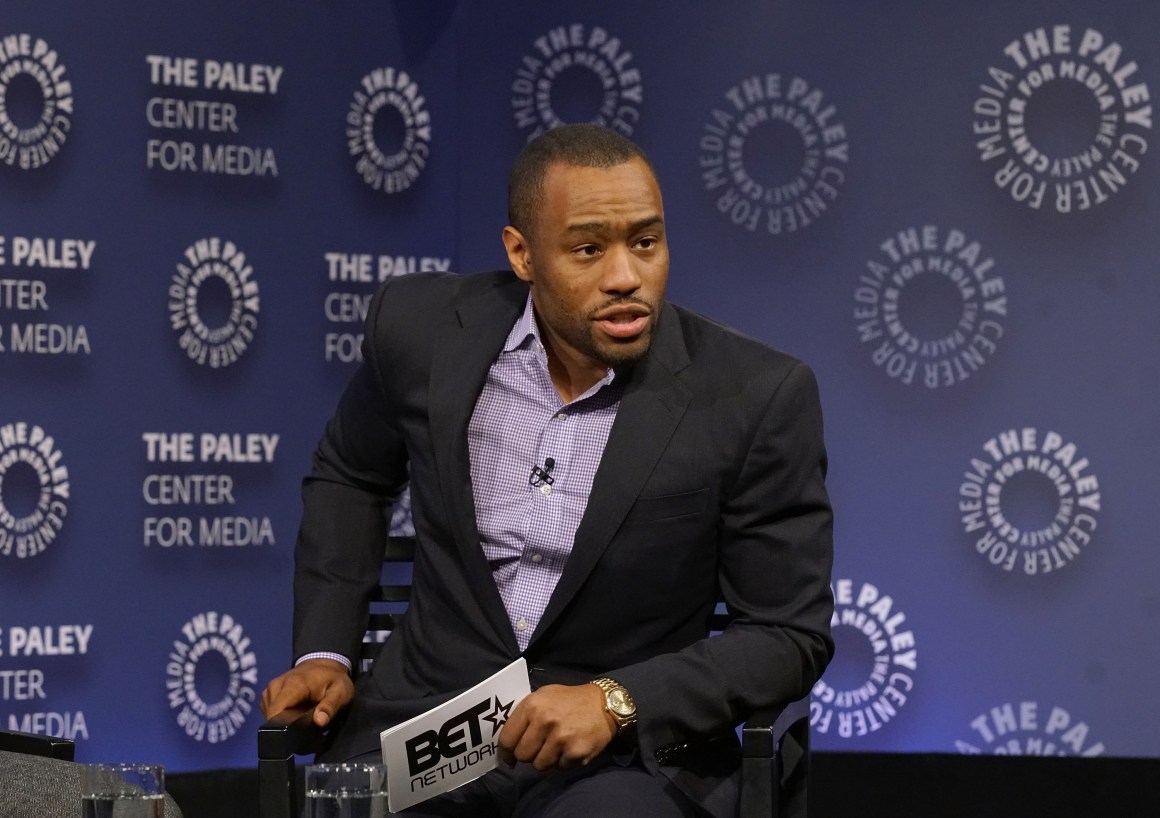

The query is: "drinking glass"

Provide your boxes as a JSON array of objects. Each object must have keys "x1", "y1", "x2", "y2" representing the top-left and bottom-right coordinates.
[
  {"x1": 80, "y1": 763, "x2": 165, "y2": 818},
  {"x1": 304, "y1": 762, "x2": 388, "y2": 818}
]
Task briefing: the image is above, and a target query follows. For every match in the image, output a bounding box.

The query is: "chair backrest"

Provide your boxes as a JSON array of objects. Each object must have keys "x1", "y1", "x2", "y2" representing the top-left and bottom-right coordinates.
[
  {"x1": 356, "y1": 536, "x2": 740, "y2": 668},
  {"x1": 358, "y1": 535, "x2": 416, "y2": 673}
]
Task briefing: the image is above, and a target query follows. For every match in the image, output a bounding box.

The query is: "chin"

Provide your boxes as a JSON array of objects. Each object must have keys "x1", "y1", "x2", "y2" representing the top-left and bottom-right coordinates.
[{"x1": 596, "y1": 337, "x2": 652, "y2": 368}]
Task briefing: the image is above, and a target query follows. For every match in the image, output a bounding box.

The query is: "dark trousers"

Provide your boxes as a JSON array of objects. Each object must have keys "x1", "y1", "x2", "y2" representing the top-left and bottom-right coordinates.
[{"x1": 347, "y1": 749, "x2": 706, "y2": 817}]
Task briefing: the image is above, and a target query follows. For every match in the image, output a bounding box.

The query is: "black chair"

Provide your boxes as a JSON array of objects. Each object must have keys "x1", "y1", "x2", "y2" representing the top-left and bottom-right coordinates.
[
  {"x1": 0, "y1": 727, "x2": 75, "y2": 760},
  {"x1": 258, "y1": 536, "x2": 810, "y2": 818},
  {"x1": 0, "y1": 729, "x2": 186, "y2": 818}
]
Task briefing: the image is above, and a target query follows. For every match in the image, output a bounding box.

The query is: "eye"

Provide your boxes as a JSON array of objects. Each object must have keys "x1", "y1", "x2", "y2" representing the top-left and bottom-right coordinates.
[
  {"x1": 635, "y1": 236, "x2": 658, "y2": 251},
  {"x1": 574, "y1": 244, "x2": 602, "y2": 257}
]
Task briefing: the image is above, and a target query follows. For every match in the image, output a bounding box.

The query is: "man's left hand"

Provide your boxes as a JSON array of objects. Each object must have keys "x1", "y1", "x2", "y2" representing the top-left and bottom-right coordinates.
[{"x1": 497, "y1": 683, "x2": 617, "y2": 770}]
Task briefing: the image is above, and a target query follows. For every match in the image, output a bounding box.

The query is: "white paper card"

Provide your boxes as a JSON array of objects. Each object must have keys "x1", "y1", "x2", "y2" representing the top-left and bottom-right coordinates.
[{"x1": 380, "y1": 657, "x2": 530, "y2": 813}]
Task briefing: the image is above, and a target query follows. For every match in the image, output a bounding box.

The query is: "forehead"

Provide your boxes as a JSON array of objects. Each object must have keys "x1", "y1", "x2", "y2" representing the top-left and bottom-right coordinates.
[{"x1": 538, "y1": 158, "x2": 663, "y2": 231}]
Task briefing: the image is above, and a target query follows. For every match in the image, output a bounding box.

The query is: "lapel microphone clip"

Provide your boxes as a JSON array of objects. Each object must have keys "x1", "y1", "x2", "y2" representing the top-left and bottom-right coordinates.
[{"x1": 529, "y1": 457, "x2": 555, "y2": 487}]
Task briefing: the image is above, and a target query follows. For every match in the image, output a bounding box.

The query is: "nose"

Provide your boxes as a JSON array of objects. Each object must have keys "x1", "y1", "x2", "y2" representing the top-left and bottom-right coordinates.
[{"x1": 600, "y1": 246, "x2": 642, "y2": 295}]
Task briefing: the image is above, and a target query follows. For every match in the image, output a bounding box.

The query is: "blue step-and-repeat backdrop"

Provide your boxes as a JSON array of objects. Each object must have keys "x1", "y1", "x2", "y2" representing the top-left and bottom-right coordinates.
[{"x1": 2, "y1": 0, "x2": 1158, "y2": 771}]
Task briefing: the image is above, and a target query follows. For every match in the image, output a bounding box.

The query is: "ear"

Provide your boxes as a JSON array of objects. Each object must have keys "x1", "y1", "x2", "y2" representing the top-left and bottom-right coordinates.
[{"x1": 502, "y1": 225, "x2": 533, "y2": 283}]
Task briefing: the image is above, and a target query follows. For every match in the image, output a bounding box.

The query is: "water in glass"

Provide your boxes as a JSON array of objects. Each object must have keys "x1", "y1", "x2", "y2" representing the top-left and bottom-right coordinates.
[
  {"x1": 304, "y1": 791, "x2": 388, "y2": 818},
  {"x1": 81, "y1": 794, "x2": 164, "y2": 818}
]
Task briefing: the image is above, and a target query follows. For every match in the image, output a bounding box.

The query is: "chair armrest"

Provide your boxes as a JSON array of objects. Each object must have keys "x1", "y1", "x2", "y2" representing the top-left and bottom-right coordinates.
[
  {"x1": 740, "y1": 696, "x2": 810, "y2": 818},
  {"x1": 0, "y1": 728, "x2": 75, "y2": 761},
  {"x1": 257, "y1": 705, "x2": 328, "y2": 759},
  {"x1": 257, "y1": 707, "x2": 328, "y2": 818}
]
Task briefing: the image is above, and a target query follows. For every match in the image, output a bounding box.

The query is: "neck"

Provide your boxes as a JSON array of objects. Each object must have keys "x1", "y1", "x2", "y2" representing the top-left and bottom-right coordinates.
[{"x1": 543, "y1": 338, "x2": 606, "y2": 403}]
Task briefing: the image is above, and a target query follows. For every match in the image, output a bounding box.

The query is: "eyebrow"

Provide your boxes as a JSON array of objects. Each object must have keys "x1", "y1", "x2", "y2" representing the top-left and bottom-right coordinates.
[{"x1": 564, "y1": 215, "x2": 664, "y2": 236}]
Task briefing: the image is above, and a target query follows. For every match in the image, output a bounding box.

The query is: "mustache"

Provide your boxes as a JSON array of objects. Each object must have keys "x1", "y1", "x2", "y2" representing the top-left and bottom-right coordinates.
[{"x1": 586, "y1": 295, "x2": 657, "y2": 318}]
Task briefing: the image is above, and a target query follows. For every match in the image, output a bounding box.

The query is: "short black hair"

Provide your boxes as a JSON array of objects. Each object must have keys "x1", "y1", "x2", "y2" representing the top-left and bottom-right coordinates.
[{"x1": 507, "y1": 124, "x2": 657, "y2": 235}]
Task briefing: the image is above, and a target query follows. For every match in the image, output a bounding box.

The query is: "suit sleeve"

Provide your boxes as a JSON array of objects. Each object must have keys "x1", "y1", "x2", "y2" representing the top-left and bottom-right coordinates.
[
  {"x1": 612, "y1": 361, "x2": 834, "y2": 764},
  {"x1": 291, "y1": 282, "x2": 410, "y2": 666}
]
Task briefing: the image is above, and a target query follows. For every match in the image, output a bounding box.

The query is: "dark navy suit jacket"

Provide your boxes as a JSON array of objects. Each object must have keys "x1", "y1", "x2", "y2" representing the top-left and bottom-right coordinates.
[{"x1": 292, "y1": 270, "x2": 834, "y2": 816}]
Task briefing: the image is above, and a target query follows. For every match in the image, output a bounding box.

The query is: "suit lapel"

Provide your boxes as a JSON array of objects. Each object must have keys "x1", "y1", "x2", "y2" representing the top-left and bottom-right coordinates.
[
  {"x1": 531, "y1": 302, "x2": 692, "y2": 644},
  {"x1": 428, "y1": 273, "x2": 527, "y2": 653}
]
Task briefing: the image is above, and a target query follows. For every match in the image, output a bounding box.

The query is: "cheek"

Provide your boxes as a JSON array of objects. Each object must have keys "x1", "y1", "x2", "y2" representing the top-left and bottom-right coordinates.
[
  {"x1": 550, "y1": 282, "x2": 593, "y2": 314},
  {"x1": 536, "y1": 283, "x2": 588, "y2": 327},
  {"x1": 638, "y1": 254, "x2": 668, "y2": 284},
  {"x1": 643, "y1": 269, "x2": 668, "y2": 300}
]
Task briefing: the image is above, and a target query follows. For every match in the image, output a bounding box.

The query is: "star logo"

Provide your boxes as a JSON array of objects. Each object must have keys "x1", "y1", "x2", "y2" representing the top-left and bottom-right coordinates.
[{"x1": 481, "y1": 695, "x2": 514, "y2": 737}]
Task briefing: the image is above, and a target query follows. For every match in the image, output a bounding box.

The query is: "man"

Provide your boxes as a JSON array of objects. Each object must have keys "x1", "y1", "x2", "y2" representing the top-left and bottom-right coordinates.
[{"x1": 262, "y1": 124, "x2": 833, "y2": 816}]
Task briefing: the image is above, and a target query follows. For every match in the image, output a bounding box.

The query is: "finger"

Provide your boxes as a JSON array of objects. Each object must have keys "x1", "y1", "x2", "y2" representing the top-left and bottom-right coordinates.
[
  {"x1": 261, "y1": 676, "x2": 304, "y2": 717},
  {"x1": 496, "y1": 706, "x2": 528, "y2": 752},
  {"x1": 531, "y1": 742, "x2": 562, "y2": 771},
  {"x1": 497, "y1": 711, "x2": 526, "y2": 768},
  {"x1": 512, "y1": 719, "x2": 551, "y2": 766},
  {"x1": 260, "y1": 680, "x2": 279, "y2": 716},
  {"x1": 497, "y1": 744, "x2": 516, "y2": 769},
  {"x1": 535, "y1": 728, "x2": 599, "y2": 771}
]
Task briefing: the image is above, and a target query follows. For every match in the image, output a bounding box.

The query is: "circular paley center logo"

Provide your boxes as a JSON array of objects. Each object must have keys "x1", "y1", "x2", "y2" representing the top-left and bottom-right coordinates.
[
  {"x1": 956, "y1": 701, "x2": 1105, "y2": 756},
  {"x1": 511, "y1": 23, "x2": 643, "y2": 142},
  {"x1": 972, "y1": 24, "x2": 1152, "y2": 212},
  {"x1": 347, "y1": 66, "x2": 431, "y2": 194},
  {"x1": 811, "y1": 579, "x2": 917, "y2": 739},
  {"x1": 168, "y1": 237, "x2": 260, "y2": 368},
  {"x1": 959, "y1": 427, "x2": 1101, "y2": 576},
  {"x1": 166, "y1": 611, "x2": 258, "y2": 744},
  {"x1": 700, "y1": 73, "x2": 849, "y2": 235},
  {"x1": 0, "y1": 33, "x2": 73, "y2": 170},
  {"x1": 853, "y1": 225, "x2": 1008, "y2": 388},
  {"x1": 0, "y1": 422, "x2": 69, "y2": 559}
]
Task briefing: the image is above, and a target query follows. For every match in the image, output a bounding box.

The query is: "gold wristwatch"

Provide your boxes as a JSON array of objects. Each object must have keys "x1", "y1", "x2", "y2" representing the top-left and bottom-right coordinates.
[{"x1": 590, "y1": 677, "x2": 637, "y2": 731}]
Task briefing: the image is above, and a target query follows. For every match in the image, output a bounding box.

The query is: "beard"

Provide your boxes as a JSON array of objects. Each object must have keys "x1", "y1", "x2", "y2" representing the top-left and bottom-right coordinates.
[{"x1": 557, "y1": 295, "x2": 662, "y2": 370}]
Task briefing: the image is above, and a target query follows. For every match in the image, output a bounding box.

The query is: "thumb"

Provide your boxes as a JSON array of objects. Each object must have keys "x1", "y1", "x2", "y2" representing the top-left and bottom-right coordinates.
[
  {"x1": 313, "y1": 680, "x2": 350, "y2": 727},
  {"x1": 313, "y1": 691, "x2": 336, "y2": 727}
]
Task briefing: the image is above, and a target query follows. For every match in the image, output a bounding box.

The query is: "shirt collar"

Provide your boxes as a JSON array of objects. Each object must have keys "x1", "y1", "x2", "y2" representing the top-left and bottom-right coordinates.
[{"x1": 502, "y1": 293, "x2": 539, "y2": 353}]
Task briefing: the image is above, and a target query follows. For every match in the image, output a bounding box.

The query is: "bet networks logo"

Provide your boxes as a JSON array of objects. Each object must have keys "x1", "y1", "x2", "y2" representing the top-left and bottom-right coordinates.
[{"x1": 406, "y1": 695, "x2": 513, "y2": 785}]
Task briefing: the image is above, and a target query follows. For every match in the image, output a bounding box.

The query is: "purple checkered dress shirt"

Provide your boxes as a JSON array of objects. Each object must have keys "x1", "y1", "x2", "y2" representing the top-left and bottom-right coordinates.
[
  {"x1": 298, "y1": 296, "x2": 621, "y2": 669},
  {"x1": 468, "y1": 295, "x2": 621, "y2": 651}
]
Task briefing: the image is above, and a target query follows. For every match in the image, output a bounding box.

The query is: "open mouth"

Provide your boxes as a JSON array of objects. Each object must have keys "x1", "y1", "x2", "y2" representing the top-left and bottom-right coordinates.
[{"x1": 594, "y1": 308, "x2": 649, "y2": 339}]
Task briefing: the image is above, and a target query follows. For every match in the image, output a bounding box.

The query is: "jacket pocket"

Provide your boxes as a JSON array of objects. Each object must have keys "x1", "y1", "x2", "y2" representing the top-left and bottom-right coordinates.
[{"x1": 623, "y1": 488, "x2": 711, "y2": 523}]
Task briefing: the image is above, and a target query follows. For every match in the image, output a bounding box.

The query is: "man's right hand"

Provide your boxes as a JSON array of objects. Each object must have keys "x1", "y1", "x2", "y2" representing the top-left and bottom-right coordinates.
[{"x1": 260, "y1": 658, "x2": 354, "y2": 728}]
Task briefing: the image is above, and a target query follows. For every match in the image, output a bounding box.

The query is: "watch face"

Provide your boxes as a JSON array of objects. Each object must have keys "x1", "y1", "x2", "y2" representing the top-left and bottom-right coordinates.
[{"x1": 608, "y1": 688, "x2": 634, "y2": 716}]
